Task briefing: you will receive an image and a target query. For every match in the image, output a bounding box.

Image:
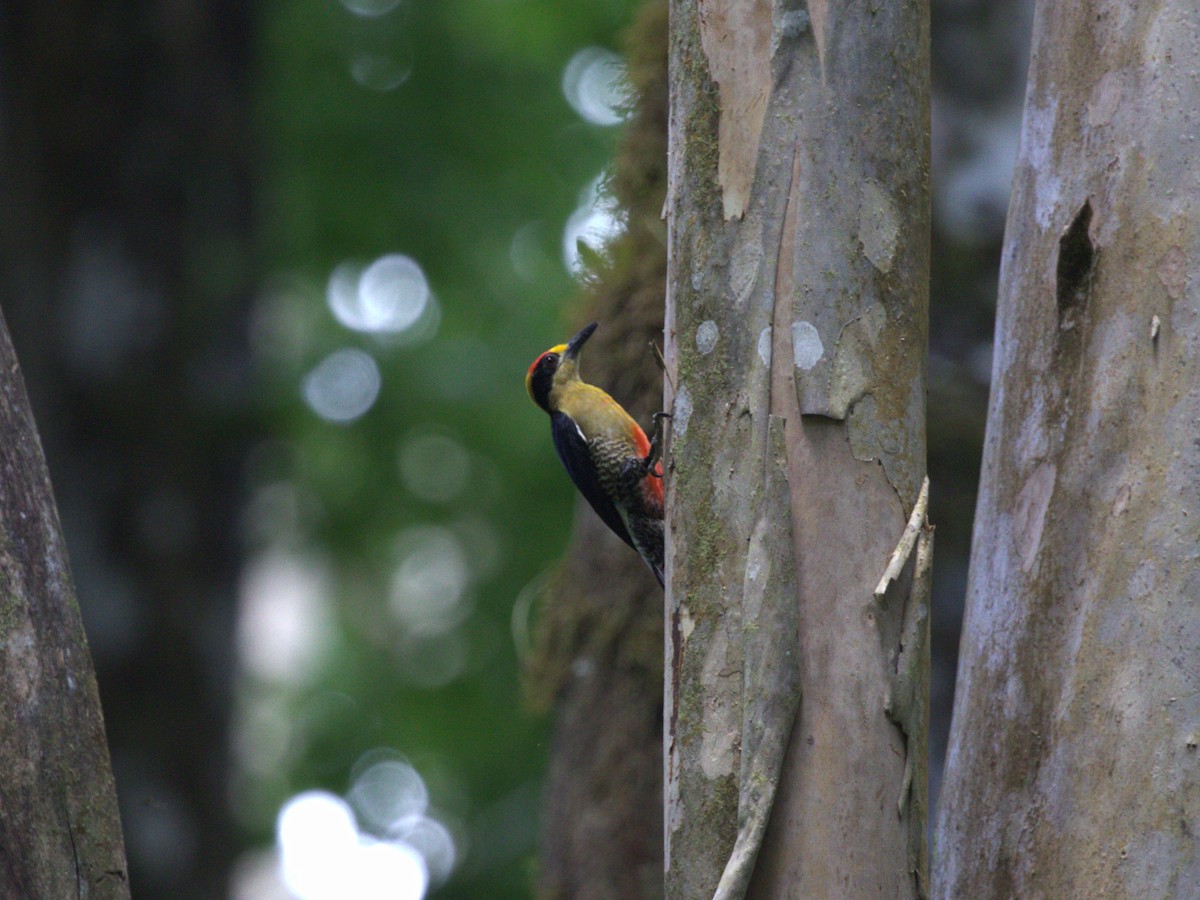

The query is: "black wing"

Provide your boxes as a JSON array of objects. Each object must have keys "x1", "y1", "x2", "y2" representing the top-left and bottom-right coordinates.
[{"x1": 550, "y1": 412, "x2": 636, "y2": 550}]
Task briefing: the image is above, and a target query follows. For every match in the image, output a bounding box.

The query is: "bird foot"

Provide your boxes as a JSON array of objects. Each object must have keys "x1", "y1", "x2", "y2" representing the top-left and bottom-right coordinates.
[
  {"x1": 621, "y1": 413, "x2": 671, "y2": 484},
  {"x1": 642, "y1": 412, "x2": 671, "y2": 477}
]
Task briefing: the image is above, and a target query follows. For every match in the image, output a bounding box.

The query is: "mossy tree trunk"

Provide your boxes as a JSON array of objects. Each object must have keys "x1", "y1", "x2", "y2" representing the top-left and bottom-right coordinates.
[
  {"x1": 935, "y1": 1, "x2": 1200, "y2": 895},
  {"x1": 0, "y1": 309, "x2": 129, "y2": 898},
  {"x1": 531, "y1": 4, "x2": 670, "y2": 897},
  {"x1": 664, "y1": 0, "x2": 930, "y2": 896}
]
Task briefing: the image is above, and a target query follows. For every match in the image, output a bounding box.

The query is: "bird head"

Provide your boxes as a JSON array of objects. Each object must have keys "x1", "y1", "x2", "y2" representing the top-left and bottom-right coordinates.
[{"x1": 526, "y1": 321, "x2": 598, "y2": 412}]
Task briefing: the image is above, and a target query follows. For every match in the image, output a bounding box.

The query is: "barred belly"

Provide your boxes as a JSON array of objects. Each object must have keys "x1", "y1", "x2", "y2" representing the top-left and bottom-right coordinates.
[{"x1": 589, "y1": 436, "x2": 664, "y2": 573}]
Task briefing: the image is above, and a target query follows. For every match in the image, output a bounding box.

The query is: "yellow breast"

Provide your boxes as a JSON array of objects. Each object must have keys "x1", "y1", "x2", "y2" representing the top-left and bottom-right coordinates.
[{"x1": 554, "y1": 382, "x2": 640, "y2": 449}]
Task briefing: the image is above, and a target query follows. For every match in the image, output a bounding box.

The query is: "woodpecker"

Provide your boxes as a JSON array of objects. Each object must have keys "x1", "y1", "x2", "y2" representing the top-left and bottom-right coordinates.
[{"x1": 526, "y1": 322, "x2": 666, "y2": 586}]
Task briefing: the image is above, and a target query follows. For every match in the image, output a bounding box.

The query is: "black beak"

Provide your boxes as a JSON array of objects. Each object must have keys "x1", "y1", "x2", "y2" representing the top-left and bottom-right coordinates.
[{"x1": 564, "y1": 322, "x2": 598, "y2": 360}]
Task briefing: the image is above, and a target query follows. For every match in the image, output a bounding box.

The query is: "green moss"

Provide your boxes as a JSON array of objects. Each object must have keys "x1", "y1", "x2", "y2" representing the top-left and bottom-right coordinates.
[
  {"x1": 523, "y1": 0, "x2": 670, "y2": 711},
  {"x1": 667, "y1": 769, "x2": 740, "y2": 895},
  {"x1": 675, "y1": 2, "x2": 722, "y2": 225},
  {"x1": 689, "y1": 498, "x2": 723, "y2": 584}
]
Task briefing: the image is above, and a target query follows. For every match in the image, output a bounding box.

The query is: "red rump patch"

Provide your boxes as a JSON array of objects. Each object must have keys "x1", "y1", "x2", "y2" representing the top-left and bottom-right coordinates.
[{"x1": 632, "y1": 423, "x2": 664, "y2": 505}]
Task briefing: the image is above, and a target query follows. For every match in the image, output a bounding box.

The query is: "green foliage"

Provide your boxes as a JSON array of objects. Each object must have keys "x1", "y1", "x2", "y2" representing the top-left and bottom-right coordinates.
[{"x1": 243, "y1": 0, "x2": 640, "y2": 895}]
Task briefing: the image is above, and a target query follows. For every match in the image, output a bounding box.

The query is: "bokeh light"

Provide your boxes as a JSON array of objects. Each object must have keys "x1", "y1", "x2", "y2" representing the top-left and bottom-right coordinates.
[
  {"x1": 563, "y1": 175, "x2": 624, "y2": 276},
  {"x1": 562, "y1": 47, "x2": 630, "y2": 126},
  {"x1": 328, "y1": 255, "x2": 433, "y2": 335},
  {"x1": 348, "y1": 758, "x2": 429, "y2": 834},
  {"x1": 277, "y1": 792, "x2": 360, "y2": 896},
  {"x1": 247, "y1": 751, "x2": 457, "y2": 900},
  {"x1": 237, "y1": 552, "x2": 332, "y2": 684},
  {"x1": 395, "y1": 816, "x2": 456, "y2": 884},
  {"x1": 276, "y1": 791, "x2": 430, "y2": 900},
  {"x1": 389, "y1": 526, "x2": 471, "y2": 636},
  {"x1": 302, "y1": 348, "x2": 382, "y2": 423}
]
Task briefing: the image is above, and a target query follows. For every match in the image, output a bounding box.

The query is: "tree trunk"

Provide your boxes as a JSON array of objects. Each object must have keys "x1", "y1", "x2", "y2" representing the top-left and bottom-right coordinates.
[
  {"x1": 0, "y1": 309, "x2": 129, "y2": 898},
  {"x1": 935, "y1": 1, "x2": 1200, "y2": 895},
  {"x1": 0, "y1": 4, "x2": 255, "y2": 895},
  {"x1": 664, "y1": 0, "x2": 930, "y2": 896},
  {"x1": 531, "y1": 4, "x2": 669, "y2": 897}
]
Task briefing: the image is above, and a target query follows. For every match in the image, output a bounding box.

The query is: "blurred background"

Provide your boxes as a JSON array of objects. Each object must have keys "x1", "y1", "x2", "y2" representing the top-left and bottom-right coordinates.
[{"x1": 0, "y1": 0, "x2": 1031, "y2": 897}]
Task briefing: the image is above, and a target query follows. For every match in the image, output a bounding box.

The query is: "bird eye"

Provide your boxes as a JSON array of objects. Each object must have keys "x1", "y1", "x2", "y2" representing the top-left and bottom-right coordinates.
[{"x1": 544, "y1": 354, "x2": 559, "y2": 367}]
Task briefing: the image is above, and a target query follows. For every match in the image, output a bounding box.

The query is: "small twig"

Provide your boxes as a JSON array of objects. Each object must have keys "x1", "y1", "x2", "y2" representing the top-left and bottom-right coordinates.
[
  {"x1": 874, "y1": 476, "x2": 930, "y2": 600},
  {"x1": 650, "y1": 341, "x2": 675, "y2": 391}
]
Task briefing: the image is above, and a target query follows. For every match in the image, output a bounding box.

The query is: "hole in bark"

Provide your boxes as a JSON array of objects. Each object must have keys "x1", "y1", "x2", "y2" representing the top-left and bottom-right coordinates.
[{"x1": 1056, "y1": 200, "x2": 1095, "y2": 330}]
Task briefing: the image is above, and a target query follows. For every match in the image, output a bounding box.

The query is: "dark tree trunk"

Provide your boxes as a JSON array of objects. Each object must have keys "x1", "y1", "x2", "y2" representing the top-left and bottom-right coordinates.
[{"x1": 0, "y1": 3, "x2": 257, "y2": 896}]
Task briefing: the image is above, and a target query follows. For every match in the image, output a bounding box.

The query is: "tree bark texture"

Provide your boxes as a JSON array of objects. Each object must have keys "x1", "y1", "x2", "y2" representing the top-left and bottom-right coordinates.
[
  {"x1": 530, "y1": 4, "x2": 669, "y2": 897},
  {"x1": 0, "y1": 4, "x2": 255, "y2": 895},
  {"x1": 0, "y1": 308, "x2": 129, "y2": 897},
  {"x1": 664, "y1": 0, "x2": 930, "y2": 896},
  {"x1": 935, "y1": 1, "x2": 1200, "y2": 895}
]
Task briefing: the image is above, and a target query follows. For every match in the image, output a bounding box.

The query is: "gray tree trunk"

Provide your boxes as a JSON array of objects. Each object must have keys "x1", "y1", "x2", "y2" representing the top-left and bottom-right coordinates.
[
  {"x1": 935, "y1": 1, "x2": 1200, "y2": 895},
  {"x1": 0, "y1": 308, "x2": 129, "y2": 898},
  {"x1": 664, "y1": 0, "x2": 930, "y2": 896}
]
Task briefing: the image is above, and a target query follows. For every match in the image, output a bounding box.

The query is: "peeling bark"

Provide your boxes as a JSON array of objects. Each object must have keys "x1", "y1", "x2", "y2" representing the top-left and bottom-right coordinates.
[
  {"x1": 935, "y1": 1, "x2": 1200, "y2": 895},
  {"x1": 695, "y1": 0, "x2": 771, "y2": 221},
  {"x1": 0, "y1": 308, "x2": 129, "y2": 898},
  {"x1": 665, "y1": 0, "x2": 930, "y2": 895}
]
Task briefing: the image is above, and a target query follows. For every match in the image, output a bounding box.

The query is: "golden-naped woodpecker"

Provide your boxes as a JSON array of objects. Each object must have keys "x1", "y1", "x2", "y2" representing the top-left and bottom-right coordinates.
[{"x1": 526, "y1": 322, "x2": 665, "y2": 586}]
